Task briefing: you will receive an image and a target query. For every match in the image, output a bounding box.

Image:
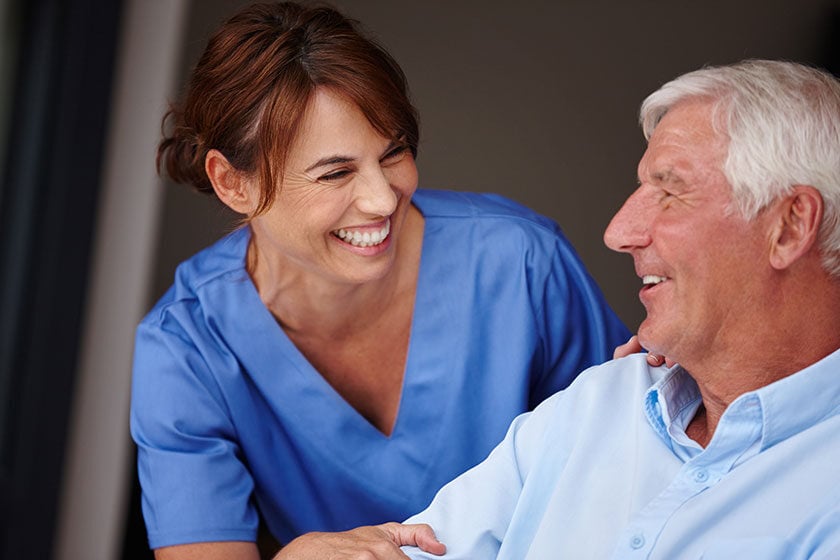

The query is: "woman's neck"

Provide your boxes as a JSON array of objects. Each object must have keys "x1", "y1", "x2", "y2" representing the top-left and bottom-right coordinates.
[{"x1": 249, "y1": 206, "x2": 424, "y2": 338}]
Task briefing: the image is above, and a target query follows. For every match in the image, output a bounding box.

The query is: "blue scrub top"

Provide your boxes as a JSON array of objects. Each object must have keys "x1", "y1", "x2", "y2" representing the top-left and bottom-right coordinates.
[{"x1": 130, "y1": 189, "x2": 629, "y2": 548}]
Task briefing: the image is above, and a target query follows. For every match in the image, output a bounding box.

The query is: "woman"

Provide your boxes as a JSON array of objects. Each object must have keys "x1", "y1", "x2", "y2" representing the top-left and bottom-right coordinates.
[{"x1": 130, "y1": 2, "x2": 630, "y2": 559}]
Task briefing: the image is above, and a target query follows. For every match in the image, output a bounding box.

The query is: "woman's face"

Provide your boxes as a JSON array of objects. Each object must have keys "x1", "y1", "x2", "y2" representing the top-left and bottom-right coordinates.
[{"x1": 248, "y1": 87, "x2": 419, "y2": 288}]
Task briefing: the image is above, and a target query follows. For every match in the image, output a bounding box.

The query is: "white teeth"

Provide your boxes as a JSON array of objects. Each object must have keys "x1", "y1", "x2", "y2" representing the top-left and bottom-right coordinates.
[
  {"x1": 334, "y1": 219, "x2": 391, "y2": 247},
  {"x1": 642, "y1": 275, "x2": 667, "y2": 285}
]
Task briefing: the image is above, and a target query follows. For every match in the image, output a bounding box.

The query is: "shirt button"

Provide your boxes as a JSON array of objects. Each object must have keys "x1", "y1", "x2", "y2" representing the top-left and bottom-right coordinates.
[
  {"x1": 630, "y1": 533, "x2": 645, "y2": 549},
  {"x1": 694, "y1": 468, "x2": 709, "y2": 483}
]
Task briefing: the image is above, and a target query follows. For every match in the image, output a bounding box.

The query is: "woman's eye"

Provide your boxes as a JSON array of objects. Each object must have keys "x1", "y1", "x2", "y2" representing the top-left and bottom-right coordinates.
[
  {"x1": 319, "y1": 169, "x2": 351, "y2": 182},
  {"x1": 382, "y1": 145, "x2": 408, "y2": 163}
]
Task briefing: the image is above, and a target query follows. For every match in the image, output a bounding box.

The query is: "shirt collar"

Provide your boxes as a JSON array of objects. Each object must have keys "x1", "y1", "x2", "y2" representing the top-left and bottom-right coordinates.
[
  {"x1": 645, "y1": 366, "x2": 699, "y2": 448},
  {"x1": 752, "y1": 347, "x2": 840, "y2": 450},
  {"x1": 644, "y1": 348, "x2": 840, "y2": 451}
]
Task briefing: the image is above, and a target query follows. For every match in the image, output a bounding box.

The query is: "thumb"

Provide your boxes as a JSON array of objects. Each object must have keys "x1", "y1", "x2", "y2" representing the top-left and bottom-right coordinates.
[{"x1": 380, "y1": 522, "x2": 447, "y2": 555}]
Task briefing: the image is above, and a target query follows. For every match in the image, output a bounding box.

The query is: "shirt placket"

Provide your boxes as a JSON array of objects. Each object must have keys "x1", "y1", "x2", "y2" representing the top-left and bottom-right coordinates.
[{"x1": 609, "y1": 393, "x2": 763, "y2": 559}]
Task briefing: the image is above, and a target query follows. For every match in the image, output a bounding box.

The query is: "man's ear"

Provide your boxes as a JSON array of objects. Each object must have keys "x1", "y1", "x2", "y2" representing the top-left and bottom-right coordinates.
[
  {"x1": 205, "y1": 148, "x2": 256, "y2": 215},
  {"x1": 769, "y1": 185, "x2": 823, "y2": 270}
]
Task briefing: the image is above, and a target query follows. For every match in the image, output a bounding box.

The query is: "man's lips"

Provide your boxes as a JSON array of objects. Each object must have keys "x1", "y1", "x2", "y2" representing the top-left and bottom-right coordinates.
[{"x1": 639, "y1": 275, "x2": 669, "y2": 302}]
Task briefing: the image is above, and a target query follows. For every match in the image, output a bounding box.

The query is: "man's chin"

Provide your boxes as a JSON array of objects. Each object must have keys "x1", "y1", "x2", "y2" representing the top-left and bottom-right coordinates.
[{"x1": 637, "y1": 322, "x2": 665, "y2": 356}]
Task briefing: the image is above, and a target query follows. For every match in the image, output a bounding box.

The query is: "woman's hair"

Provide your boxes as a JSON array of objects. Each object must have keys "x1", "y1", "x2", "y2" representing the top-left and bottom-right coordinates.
[
  {"x1": 640, "y1": 59, "x2": 840, "y2": 276},
  {"x1": 158, "y1": 1, "x2": 419, "y2": 215}
]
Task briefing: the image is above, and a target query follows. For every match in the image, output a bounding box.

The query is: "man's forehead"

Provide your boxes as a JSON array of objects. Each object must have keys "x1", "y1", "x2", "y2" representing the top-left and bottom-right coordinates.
[
  {"x1": 651, "y1": 103, "x2": 720, "y2": 144},
  {"x1": 637, "y1": 142, "x2": 699, "y2": 181},
  {"x1": 640, "y1": 103, "x2": 727, "y2": 177}
]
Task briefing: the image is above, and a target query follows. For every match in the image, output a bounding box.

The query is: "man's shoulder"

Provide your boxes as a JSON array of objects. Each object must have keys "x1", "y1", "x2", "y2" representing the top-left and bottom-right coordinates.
[
  {"x1": 534, "y1": 355, "x2": 668, "y2": 421},
  {"x1": 571, "y1": 354, "x2": 666, "y2": 393}
]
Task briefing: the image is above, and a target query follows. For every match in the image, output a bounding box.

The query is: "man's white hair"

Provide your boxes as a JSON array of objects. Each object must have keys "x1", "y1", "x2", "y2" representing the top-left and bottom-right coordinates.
[{"x1": 640, "y1": 60, "x2": 840, "y2": 277}]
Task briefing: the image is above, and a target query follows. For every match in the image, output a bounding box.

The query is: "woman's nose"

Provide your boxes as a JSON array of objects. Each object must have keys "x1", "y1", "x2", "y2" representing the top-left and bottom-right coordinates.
[{"x1": 355, "y1": 167, "x2": 398, "y2": 217}]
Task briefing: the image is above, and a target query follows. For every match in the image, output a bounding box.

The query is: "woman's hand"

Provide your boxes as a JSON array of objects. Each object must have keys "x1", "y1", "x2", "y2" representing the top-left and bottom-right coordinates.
[
  {"x1": 613, "y1": 335, "x2": 674, "y2": 367},
  {"x1": 274, "y1": 522, "x2": 446, "y2": 559}
]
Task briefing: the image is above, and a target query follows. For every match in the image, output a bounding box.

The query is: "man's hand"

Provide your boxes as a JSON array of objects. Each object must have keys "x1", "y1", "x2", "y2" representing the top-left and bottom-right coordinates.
[
  {"x1": 614, "y1": 335, "x2": 674, "y2": 367},
  {"x1": 274, "y1": 522, "x2": 446, "y2": 559}
]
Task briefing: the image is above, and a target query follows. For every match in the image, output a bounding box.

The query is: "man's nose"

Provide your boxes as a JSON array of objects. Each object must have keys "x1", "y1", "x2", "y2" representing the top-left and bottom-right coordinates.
[{"x1": 604, "y1": 185, "x2": 653, "y2": 253}]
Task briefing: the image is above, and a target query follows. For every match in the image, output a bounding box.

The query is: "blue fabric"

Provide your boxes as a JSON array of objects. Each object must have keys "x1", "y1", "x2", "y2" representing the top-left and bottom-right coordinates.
[
  {"x1": 403, "y1": 350, "x2": 840, "y2": 560},
  {"x1": 130, "y1": 189, "x2": 629, "y2": 548}
]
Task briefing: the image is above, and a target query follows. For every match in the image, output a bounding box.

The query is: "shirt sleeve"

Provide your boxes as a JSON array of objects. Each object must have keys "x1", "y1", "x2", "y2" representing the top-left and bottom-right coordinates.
[
  {"x1": 528, "y1": 230, "x2": 631, "y2": 407},
  {"x1": 130, "y1": 316, "x2": 259, "y2": 549},
  {"x1": 401, "y1": 394, "x2": 561, "y2": 559}
]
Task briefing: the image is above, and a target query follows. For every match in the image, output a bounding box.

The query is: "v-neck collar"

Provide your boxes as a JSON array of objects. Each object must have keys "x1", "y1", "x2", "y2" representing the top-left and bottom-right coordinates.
[{"x1": 201, "y1": 197, "x2": 455, "y2": 483}]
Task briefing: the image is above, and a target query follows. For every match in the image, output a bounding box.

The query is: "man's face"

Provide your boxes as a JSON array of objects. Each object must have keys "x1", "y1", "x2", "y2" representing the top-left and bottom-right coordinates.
[{"x1": 604, "y1": 100, "x2": 773, "y2": 364}]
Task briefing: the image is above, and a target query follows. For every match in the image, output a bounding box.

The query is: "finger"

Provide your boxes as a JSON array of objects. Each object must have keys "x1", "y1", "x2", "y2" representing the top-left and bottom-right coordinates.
[
  {"x1": 380, "y1": 523, "x2": 446, "y2": 555},
  {"x1": 646, "y1": 353, "x2": 665, "y2": 366},
  {"x1": 613, "y1": 335, "x2": 641, "y2": 359}
]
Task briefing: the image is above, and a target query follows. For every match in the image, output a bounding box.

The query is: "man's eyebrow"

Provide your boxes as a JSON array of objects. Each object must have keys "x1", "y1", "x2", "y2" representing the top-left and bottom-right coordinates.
[
  {"x1": 305, "y1": 155, "x2": 354, "y2": 173},
  {"x1": 651, "y1": 169, "x2": 684, "y2": 184}
]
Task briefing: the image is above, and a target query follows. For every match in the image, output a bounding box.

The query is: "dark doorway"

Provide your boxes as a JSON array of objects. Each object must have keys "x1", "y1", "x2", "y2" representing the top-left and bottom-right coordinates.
[{"x1": 0, "y1": 0, "x2": 123, "y2": 557}]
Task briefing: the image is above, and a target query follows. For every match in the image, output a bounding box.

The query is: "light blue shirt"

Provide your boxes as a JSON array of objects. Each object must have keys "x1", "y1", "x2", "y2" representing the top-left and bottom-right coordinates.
[
  {"x1": 130, "y1": 189, "x2": 629, "y2": 548},
  {"x1": 404, "y1": 350, "x2": 840, "y2": 559}
]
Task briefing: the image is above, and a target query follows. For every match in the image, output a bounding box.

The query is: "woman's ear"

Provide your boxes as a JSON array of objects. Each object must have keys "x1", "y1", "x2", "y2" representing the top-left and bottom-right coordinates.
[
  {"x1": 205, "y1": 149, "x2": 257, "y2": 215},
  {"x1": 769, "y1": 185, "x2": 823, "y2": 270}
]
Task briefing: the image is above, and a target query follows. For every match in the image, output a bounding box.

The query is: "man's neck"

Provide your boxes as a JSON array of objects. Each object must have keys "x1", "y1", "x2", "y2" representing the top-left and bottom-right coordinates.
[
  {"x1": 684, "y1": 404, "x2": 710, "y2": 447},
  {"x1": 681, "y1": 279, "x2": 840, "y2": 447}
]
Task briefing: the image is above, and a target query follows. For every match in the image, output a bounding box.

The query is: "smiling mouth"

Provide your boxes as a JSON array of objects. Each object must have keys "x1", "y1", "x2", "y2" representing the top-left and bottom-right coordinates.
[
  {"x1": 332, "y1": 219, "x2": 391, "y2": 248},
  {"x1": 642, "y1": 275, "x2": 668, "y2": 286}
]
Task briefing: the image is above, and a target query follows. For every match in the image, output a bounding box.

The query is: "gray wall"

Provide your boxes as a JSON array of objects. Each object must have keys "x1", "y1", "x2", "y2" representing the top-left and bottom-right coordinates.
[{"x1": 154, "y1": 0, "x2": 840, "y2": 331}]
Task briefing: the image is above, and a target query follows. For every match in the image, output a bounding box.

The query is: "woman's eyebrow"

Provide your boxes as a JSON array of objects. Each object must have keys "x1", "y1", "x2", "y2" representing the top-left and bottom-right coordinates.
[
  {"x1": 380, "y1": 139, "x2": 402, "y2": 155},
  {"x1": 305, "y1": 155, "x2": 354, "y2": 173}
]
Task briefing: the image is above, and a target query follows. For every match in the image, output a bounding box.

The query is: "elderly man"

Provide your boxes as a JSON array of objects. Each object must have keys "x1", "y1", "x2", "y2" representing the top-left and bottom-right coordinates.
[
  {"x1": 393, "y1": 59, "x2": 840, "y2": 559},
  {"x1": 277, "y1": 59, "x2": 840, "y2": 559}
]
